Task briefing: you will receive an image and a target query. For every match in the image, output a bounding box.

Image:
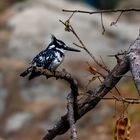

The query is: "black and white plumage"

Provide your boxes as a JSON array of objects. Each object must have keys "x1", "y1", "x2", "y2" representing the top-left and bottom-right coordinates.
[{"x1": 20, "y1": 35, "x2": 80, "y2": 80}]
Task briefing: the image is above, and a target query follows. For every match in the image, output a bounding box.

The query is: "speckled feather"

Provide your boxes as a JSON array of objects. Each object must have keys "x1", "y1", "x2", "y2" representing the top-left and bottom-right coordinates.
[{"x1": 32, "y1": 47, "x2": 64, "y2": 71}]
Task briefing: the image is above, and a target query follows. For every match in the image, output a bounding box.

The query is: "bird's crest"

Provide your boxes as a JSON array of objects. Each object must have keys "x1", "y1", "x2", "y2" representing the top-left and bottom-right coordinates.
[{"x1": 51, "y1": 34, "x2": 56, "y2": 42}]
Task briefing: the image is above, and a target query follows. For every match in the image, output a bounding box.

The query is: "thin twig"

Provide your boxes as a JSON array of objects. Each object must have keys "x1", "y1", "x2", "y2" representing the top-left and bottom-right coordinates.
[
  {"x1": 113, "y1": 96, "x2": 140, "y2": 104},
  {"x1": 68, "y1": 12, "x2": 75, "y2": 21},
  {"x1": 100, "y1": 56, "x2": 108, "y2": 70},
  {"x1": 59, "y1": 20, "x2": 110, "y2": 73},
  {"x1": 73, "y1": 42, "x2": 84, "y2": 49},
  {"x1": 100, "y1": 12, "x2": 105, "y2": 34},
  {"x1": 91, "y1": 95, "x2": 140, "y2": 104},
  {"x1": 84, "y1": 93, "x2": 140, "y2": 104},
  {"x1": 62, "y1": 8, "x2": 140, "y2": 14},
  {"x1": 110, "y1": 11, "x2": 123, "y2": 26},
  {"x1": 108, "y1": 51, "x2": 127, "y2": 57}
]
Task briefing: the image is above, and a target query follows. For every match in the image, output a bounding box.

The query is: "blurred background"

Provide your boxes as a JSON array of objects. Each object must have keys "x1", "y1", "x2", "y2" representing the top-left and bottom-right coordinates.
[{"x1": 0, "y1": 0, "x2": 140, "y2": 140}]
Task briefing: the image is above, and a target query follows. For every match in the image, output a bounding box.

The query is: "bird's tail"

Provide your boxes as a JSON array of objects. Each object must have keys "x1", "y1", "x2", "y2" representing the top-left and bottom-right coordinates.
[
  {"x1": 20, "y1": 66, "x2": 32, "y2": 77},
  {"x1": 28, "y1": 69, "x2": 41, "y2": 80},
  {"x1": 20, "y1": 66, "x2": 42, "y2": 80}
]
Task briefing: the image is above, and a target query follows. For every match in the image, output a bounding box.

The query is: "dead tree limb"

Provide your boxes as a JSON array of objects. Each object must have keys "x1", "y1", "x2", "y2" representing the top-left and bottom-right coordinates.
[
  {"x1": 127, "y1": 33, "x2": 140, "y2": 95},
  {"x1": 41, "y1": 32, "x2": 140, "y2": 140},
  {"x1": 41, "y1": 31, "x2": 140, "y2": 140},
  {"x1": 27, "y1": 68, "x2": 79, "y2": 140},
  {"x1": 67, "y1": 93, "x2": 78, "y2": 140},
  {"x1": 40, "y1": 32, "x2": 140, "y2": 140},
  {"x1": 41, "y1": 55, "x2": 129, "y2": 140},
  {"x1": 43, "y1": 33, "x2": 140, "y2": 140},
  {"x1": 40, "y1": 34, "x2": 140, "y2": 140}
]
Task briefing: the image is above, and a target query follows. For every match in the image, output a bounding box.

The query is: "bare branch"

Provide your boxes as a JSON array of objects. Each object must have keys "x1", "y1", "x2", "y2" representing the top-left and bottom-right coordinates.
[
  {"x1": 42, "y1": 55, "x2": 129, "y2": 140},
  {"x1": 110, "y1": 11, "x2": 123, "y2": 26},
  {"x1": 38, "y1": 31, "x2": 140, "y2": 140},
  {"x1": 67, "y1": 93, "x2": 78, "y2": 140},
  {"x1": 62, "y1": 8, "x2": 140, "y2": 15},
  {"x1": 127, "y1": 33, "x2": 140, "y2": 95},
  {"x1": 113, "y1": 96, "x2": 140, "y2": 104},
  {"x1": 59, "y1": 20, "x2": 110, "y2": 73},
  {"x1": 90, "y1": 95, "x2": 140, "y2": 104},
  {"x1": 26, "y1": 68, "x2": 79, "y2": 140},
  {"x1": 108, "y1": 51, "x2": 127, "y2": 57},
  {"x1": 100, "y1": 12, "x2": 105, "y2": 34}
]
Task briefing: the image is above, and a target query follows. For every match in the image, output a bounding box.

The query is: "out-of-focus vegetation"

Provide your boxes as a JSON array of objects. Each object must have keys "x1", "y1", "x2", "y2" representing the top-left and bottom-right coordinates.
[
  {"x1": 0, "y1": 0, "x2": 26, "y2": 12},
  {"x1": 84, "y1": 0, "x2": 121, "y2": 9}
]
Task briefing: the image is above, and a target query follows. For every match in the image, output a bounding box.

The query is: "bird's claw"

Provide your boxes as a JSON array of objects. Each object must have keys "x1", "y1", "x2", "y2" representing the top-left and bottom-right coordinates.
[{"x1": 62, "y1": 69, "x2": 71, "y2": 78}]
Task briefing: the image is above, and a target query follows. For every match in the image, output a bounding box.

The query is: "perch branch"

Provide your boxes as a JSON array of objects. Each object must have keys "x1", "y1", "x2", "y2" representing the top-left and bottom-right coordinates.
[
  {"x1": 28, "y1": 68, "x2": 79, "y2": 140},
  {"x1": 43, "y1": 69, "x2": 78, "y2": 140},
  {"x1": 42, "y1": 55, "x2": 129, "y2": 140}
]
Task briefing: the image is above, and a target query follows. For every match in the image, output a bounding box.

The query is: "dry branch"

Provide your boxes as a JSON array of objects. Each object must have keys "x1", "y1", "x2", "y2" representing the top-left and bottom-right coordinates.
[
  {"x1": 41, "y1": 55, "x2": 129, "y2": 140},
  {"x1": 59, "y1": 19, "x2": 110, "y2": 73},
  {"x1": 127, "y1": 33, "x2": 140, "y2": 95},
  {"x1": 67, "y1": 93, "x2": 77, "y2": 140},
  {"x1": 41, "y1": 33, "x2": 140, "y2": 140},
  {"x1": 29, "y1": 34, "x2": 140, "y2": 140},
  {"x1": 27, "y1": 68, "x2": 79, "y2": 140},
  {"x1": 36, "y1": 26, "x2": 140, "y2": 140},
  {"x1": 62, "y1": 8, "x2": 140, "y2": 14},
  {"x1": 18, "y1": 6, "x2": 140, "y2": 140}
]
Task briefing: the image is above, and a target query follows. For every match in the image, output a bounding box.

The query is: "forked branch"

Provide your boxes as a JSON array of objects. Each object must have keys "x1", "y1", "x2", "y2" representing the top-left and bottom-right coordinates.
[
  {"x1": 42, "y1": 34, "x2": 140, "y2": 140},
  {"x1": 42, "y1": 55, "x2": 129, "y2": 140}
]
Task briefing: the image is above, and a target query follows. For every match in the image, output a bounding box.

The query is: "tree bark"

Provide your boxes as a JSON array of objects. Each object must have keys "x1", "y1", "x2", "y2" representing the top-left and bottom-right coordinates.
[{"x1": 127, "y1": 33, "x2": 140, "y2": 95}]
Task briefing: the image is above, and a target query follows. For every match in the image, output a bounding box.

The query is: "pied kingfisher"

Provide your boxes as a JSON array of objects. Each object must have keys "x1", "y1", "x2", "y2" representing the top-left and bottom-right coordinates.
[{"x1": 20, "y1": 35, "x2": 80, "y2": 80}]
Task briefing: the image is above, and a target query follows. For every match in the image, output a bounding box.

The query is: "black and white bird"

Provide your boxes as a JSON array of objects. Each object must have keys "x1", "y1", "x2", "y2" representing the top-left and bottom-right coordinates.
[{"x1": 20, "y1": 35, "x2": 80, "y2": 80}]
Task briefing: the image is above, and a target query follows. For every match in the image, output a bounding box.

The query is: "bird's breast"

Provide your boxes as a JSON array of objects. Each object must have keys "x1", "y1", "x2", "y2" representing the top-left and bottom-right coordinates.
[
  {"x1": 48, "y1": 52, "x2": 64, "y2": 71},
  {"x1": 55, "y1": 52, "x2": 64, "y2": 62}
]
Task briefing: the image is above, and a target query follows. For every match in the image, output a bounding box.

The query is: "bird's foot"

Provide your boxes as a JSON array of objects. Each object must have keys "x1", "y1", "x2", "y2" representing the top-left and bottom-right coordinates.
[{"x1": 62, "y1": 69, "x2": 71, "y2": 78}]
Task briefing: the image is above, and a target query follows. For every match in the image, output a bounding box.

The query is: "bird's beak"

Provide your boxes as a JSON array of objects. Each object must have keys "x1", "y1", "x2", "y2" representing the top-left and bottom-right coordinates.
[{"x1": 64, "y1": 46, "x2": 80, "y2": 52}]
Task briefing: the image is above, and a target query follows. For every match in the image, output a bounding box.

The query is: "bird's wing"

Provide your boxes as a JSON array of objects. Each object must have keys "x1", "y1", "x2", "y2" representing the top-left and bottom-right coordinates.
[
  {"x1": 32, "y1": 49, "x2": 55, "y2": 69},
  {"x1": 32, "y1": 50, "x2": 47, "y2": 67},
  {"x1": 43, "y1": 50, "x2": 56, "y2": 69}
]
